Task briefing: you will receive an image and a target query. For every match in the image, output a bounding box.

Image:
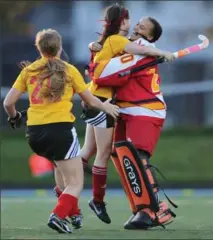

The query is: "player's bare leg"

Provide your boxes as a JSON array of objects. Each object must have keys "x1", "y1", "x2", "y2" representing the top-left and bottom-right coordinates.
[
  {"x1": 53, "y1": 167, "x2": 65, "y2": 197},
  {"x1": 88, "y1": 127, "x2": 113, "y2": 224},
  {"x1": 80, "y1": 124, "x2": 96, "y2": 173},
  {"x1": 53, "y1": 166, "x2": 83, "y2": 229},
  {"x1": 48, "y1": 157, "x2": 84, "y2": 233}
]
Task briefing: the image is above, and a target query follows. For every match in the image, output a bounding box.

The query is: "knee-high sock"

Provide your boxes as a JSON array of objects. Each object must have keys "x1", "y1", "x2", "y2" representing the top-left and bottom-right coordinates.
[{"x1": 92, "y1": 165, "x2": 107, "y2": 202}]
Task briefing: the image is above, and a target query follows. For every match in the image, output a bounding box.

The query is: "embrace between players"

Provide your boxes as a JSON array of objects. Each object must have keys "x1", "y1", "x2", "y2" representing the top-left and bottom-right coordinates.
[{"x1": 3, "y1": 3, "x2": 177, "y2": 234}]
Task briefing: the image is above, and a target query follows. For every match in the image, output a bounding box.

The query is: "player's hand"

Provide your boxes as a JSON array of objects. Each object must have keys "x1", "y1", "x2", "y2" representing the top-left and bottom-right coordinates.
[
  {"x1": 89, "y1": 41, "x2": 102, "y2": 52},
  {"x1": 8, "y1": 111, "x2": 22, "y2": 129},
  {"x1": 162, "y1": 51, "x2": 175, "y2": 62},
  {"x1": 103, "y1": 99, "x2": 120, "y2": 119}
]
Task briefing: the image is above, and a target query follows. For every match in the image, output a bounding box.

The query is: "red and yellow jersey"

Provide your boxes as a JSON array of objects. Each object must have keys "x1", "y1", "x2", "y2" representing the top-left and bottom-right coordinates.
[
  {"x1": 115, "y1": 57, "x2": 165, "y2": 109},
  {"x1": 94, "y1": 38, "x2": 166, "y2": 119},
  {"x1": 13, "y1": 57, "x2": 87, "y2": 125},
  {"x1": 88, "y1": 34, "x2": 129, "y2": 99}
]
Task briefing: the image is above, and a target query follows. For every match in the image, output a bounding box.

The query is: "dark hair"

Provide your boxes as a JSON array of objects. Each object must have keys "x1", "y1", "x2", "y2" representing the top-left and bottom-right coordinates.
[
  {"x1": 98, "y1": 3, "x2": 129, "y2": 45},
  {"x1": 147, "y1": 17, "x2": 162, "y2": 42},
  {"x1": 21, "y1": 29, "x2": 70, "y2": 102}
]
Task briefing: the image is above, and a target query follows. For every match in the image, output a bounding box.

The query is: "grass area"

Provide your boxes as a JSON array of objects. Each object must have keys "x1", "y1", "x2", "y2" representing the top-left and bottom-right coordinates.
[
  {"x1": 1, "y1": 128, "x2": 213, "y2": 187},
  {"x1": 1, "y1": 194, "x2": 213, "y2": 239}
]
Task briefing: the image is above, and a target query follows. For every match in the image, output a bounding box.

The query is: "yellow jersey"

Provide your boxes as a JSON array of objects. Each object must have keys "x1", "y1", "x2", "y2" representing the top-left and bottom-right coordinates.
[
  {"x1": 13, "y1": 57, "x2": 87, "y2": 125},
  {"x1": 88, "y1": 34, "x2": 129, "y2": 99}
]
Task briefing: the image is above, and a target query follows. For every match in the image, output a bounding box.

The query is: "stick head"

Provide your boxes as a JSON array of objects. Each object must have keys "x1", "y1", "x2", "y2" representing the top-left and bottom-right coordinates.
[{"x1": 198, "y1": 35, "x2": 209, "y2": 49}]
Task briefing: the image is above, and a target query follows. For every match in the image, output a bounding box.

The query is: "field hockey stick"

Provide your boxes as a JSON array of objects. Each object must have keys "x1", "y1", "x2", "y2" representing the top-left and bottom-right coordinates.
[
  {"x1": 119, "y1": 57, "x2": 165, "y2": 77},
  {"x1": 119, "y1": 34, "x2": 209, "y2": 77}
]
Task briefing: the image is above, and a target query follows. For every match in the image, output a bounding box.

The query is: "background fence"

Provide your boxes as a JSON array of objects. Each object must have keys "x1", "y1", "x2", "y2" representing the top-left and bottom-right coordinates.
[{"x1": 1, "y1": 0, "x2": 213, "y2": 188}]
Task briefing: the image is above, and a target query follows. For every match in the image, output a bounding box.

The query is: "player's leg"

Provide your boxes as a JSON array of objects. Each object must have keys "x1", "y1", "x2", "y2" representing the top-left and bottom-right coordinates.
[
  {"x1": 53, "y1": 166, "x2": 82, "y2": 228},
  {"x1": 88, "y1": 126, "x2": 113, "y2": 224},
  {"x1": 112, "y1": 117, "x2": 137, "y2": 214},
  {"x1": 50, "y1": 155, "x2": 84, "y2": 232},
  {"x1": 114, "y1": 140, "x2": 176, "y2": 230},
  {"x1": 122, "y1": 117, "x2": 176, "y2": 229},
  {"x1": 53, "y1": 123, "x2": 95, "y2": 197},
  {"x1": 53, "y1": 167, "x2": 64, "y2": 198},
  {"x1": 27, "y1": 124, "x2": 83, "y2": 233},
  {"x1": 53, "y1": 124, "x2": 95, "y2": 203},
  {"x1": 47, "y1": 126, "x2": 84, "y2": 233},
  {"x1": 81, "y1": 103, "x2": 114, "y2": 224},
  {"x1": 80, "y1": 124, "x2": 96, "y2": 172}
]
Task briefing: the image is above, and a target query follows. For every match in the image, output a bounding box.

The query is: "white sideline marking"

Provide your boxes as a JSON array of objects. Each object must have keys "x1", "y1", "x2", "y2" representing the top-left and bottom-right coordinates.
[
  {"x1": 3, "y1": 227, "x2": 33, "y2": 230},
  {"x1": 1, "y1": 198, "x2": 56, "y2": 203}
]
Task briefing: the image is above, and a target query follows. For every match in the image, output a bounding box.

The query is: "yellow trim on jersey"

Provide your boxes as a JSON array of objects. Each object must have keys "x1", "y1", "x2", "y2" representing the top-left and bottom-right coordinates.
[{"x1": 117, "y1": 101, "x2": 165, "y2": 110}]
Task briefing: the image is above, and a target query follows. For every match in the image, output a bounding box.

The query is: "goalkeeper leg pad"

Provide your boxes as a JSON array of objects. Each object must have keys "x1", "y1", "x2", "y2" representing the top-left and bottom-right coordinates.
[
  {"x1": 114, "y1": 141, "x2": 159, "y2": 213},
  {"x1": 111, "y1": 151, "x2": 137, "y2": 214}
]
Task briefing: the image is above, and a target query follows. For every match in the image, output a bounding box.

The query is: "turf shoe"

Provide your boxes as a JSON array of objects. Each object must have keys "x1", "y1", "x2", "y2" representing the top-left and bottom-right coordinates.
[
  {"x1": 88, "y1": 199, "x2": 111, "y2": 224},
  {"x1": 70, "y1": 212, "x2": 83, "y2": 229},
  {"x1": 124, "y1": 201, "x2": 176, "y2": 230},
  {"x1": 47, "y1": 213, "x2": 72, "y2": 233}
]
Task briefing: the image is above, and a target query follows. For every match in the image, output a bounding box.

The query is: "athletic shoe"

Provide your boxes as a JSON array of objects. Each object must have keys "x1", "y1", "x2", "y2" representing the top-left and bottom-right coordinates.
[
  {"x1": 124, "y1": 210, "x2": 154, "y2": 230},
  {"x1": 88, "y1": 198, "x2": 111, "y2": 224},
  {"x1": 52, "y1": 187, "x2": 83, "y2": 228},
  {"x1": 47, "y1": 213, "x2": 72, "y2": 233},
  {"x1": 70, "y1": 213, "x2": 83, "y2": 229},
  {"x1": 124, "y1": 213, "x2": 135, "y2": 226},
  {"x1": 124, "y1": 201, "x2": 176, "y2": 230}
]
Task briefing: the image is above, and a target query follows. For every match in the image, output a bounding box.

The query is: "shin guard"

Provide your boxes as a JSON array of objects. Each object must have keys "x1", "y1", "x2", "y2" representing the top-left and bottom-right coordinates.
[
  {"x1": 115, "y1": 141, "x2": 159, "y2": 212},
  {"x1": 111, "y1": 152, "x2": 137, "y2": 214}
]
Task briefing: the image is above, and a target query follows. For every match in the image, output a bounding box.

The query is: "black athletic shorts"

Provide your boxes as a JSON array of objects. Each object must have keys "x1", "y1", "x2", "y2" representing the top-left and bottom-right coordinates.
[
  {"x1": 80, "y1": 96, "x2": 114, "y2": 128},
  {"x1": 26, "y1": 122, "x2": 80, "y2": 162}
]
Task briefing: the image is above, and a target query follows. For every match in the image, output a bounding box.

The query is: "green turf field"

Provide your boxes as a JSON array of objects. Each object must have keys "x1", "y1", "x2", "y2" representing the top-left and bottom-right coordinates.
[{"x1": 1, "y1": 195, "x2": 213, "y2": 239}]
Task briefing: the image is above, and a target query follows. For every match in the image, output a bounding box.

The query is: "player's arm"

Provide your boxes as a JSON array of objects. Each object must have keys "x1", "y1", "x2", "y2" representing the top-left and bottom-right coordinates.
[
  {"x1": 124, "y1": 41, "x2": 175, "y2": 61},
  {"x1": 79, "y1": 90, "x2": 119, "y2": 119},
  {"x1": 110, "y1": 35, "x2": 174, "y2": 61},
  {"x1": 71, "y1": 65, "x2": 119, "y2": 119},
  {"x1": 3, "y1": 70, "x2": 27, "y2": 118},
  {"x1": 88, "y1": 37, "x2": 174, "y2": 62},
  {"x1": 3, "y1": 88, "x2": 23, "y2": 118}
]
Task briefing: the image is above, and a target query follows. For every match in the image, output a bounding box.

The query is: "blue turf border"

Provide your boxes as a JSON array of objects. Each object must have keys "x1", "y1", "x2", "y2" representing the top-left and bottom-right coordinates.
[{"x1": 1, "y1": 189, "x2": 213, "y2": 198}]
